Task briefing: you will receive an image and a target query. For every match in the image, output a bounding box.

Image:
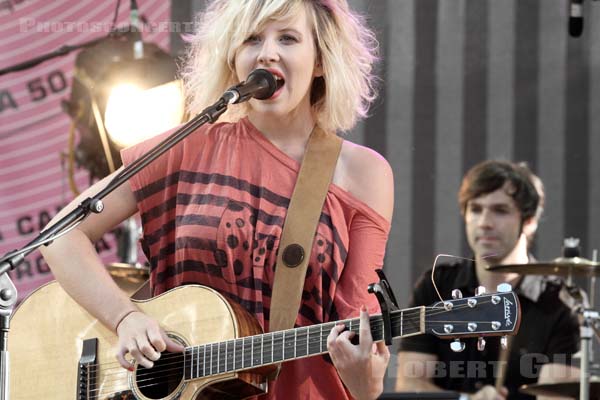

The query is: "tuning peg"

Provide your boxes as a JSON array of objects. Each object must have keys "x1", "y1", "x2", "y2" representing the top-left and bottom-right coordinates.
[
  {"x1": 496, "y1": 283, "x2": 512, "y2": 293},
  {"x1": 451, "y1": 289, "x2": 463, "y2": 299},
  {"x1": 501, "y1": 336, "x2": 508, "y2": 349},
  {"x1": 477, "y1": 337, "x2": 486, "y2": 351},
  {"x1": 450, "y1": 339, "x2": 466, "y2": 353},
  {"x1": 475, "y1": 286, "x2": 487, "y2": 296}
]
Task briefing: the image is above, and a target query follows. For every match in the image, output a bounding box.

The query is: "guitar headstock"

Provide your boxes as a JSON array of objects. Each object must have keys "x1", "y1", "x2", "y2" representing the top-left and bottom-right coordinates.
[{"x1": 426, "y1": 290, "x2": 520, "y2": 340}]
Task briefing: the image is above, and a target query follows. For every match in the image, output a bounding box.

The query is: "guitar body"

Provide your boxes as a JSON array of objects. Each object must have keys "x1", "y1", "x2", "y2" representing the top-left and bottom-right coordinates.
[{"x1": 9, "y1": 281, "x2": 272, "y2": 399}]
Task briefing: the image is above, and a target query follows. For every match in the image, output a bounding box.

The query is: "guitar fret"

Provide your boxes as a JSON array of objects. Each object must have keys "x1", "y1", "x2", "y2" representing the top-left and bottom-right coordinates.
[
  {"x1": 260, "y1": 335, "x2": 264, "y2": 366},
  {"x1": 271, "y1": 333, "x2": 274, "y2": 363},
  {"x1": 273, "y1": 332, "x2": 283, "y2": 362},
  {"x1": 188, "y1": 348, "x2": 193, "y2": 380},
  {"x1": 217, "y1": 342, "x2": 220, "y2": 373},
  {"x1": 294, "y1": 329, "x2": 297, "y2": 359},
  {"x1": 242, "y1": 337, "x2": 245, "y2": 369},
  {"x1": 225, "y1": 340, "x2": 229, "y2": 372},
  {"x1": 284, "y1": 330, "x2": 294, "y2": 360},
  {"x1": 250, "y1": 337, "x2": 254, "y2": 367},
  {"x1": 210, "y1": 344, "x2": 214, "y2": 375},
  {"x1": 308, "y1": 326, "x2": 320, "y2": 355},
  {"x1": 263, "y1": 333, "x2": 272, "y2": 364},
  {"x1": 196, "y1": 346, "x2": 200, "y2": 378},
  {"x1": 244, "y1": 336, "x2": 252, "y2": 369},
  {"x1": 306, "y1": 327, "x2": 309, "y2": 355},
  {"x1": 400, "y1": 310, "x2": 403, "y2": 337},
  {"x1": 202, "y1": 345, "x2": 206, "y2": 377},
  {"x1": 251, "y1": 336, "x2": 258, "y2": 366},
  {"x1": 319, "y1": 325, "x2": 323, "y2": 353},
  {"x1": 232, "y1": 339, "x2": 236, "y2": 371},
  {"x1": 234, "y1": 338, "x2": 243, "y2": 371}
]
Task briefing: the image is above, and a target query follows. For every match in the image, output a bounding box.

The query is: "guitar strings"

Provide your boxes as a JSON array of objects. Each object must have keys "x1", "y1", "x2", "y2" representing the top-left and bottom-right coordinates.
[
  {"x1": 86, "y1": 296, "x2": 507, "y2": 376},
  {"x1": 89, "y1": 319, "x2": 396, "y2": 395},
  {"x1": 84, "y1": 298, "x2": 513, "y2": 395},
  {"x1": 86, "y1": 299, "x2": 481, "y2": 375}
]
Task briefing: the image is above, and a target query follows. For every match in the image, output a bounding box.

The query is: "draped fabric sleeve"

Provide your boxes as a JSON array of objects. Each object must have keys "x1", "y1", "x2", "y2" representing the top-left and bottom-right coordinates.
[
  {"x1": 333, "y1": 209, "x2": 391, "y2": 320},
  {"x1": 120, "y1": 124, "x2": 188, "y2": 199}
]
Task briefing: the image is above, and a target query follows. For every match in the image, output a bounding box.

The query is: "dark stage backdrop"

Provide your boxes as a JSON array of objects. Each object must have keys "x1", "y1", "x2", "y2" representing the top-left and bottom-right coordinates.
[{"x1": 173, "y1": 0, "x2": 600, "y2": 388}]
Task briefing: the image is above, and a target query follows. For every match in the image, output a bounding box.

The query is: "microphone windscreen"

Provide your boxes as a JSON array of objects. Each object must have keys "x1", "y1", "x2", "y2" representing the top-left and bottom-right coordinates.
[{"x1": 247, "y1": 69, "x2": 277, "y2": 100}]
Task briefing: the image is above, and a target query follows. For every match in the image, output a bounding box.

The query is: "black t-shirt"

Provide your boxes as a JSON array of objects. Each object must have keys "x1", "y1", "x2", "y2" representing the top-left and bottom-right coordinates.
[{"x1": 398, "y1": 260, "x2": 579, "y2": 400}]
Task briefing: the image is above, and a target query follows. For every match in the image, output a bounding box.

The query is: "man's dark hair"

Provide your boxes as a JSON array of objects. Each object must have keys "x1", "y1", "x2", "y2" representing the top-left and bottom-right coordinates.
[{"x1": 458, "y1": 160, "x2": 540, "y2": 224}]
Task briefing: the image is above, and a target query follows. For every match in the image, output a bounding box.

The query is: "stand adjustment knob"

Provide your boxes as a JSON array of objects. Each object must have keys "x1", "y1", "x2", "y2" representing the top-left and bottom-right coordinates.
[{"x1": 0, "y1": 289, "x2": 12, "y2": 301}]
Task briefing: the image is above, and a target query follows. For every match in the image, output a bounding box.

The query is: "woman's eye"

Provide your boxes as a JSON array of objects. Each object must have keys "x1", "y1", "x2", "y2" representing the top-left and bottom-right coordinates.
[
  {"x1": 280, "y1": 34, "x2": 298, "y2": 43},
  {"x1": 244, "y1": 35, "x2": 260, "y2": 43}
]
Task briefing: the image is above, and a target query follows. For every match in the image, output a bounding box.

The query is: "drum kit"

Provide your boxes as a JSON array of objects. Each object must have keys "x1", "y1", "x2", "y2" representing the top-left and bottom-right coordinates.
[
  {"x1": 486, "y1": 239, "x2": 600, "y2": 400},
  {"x1": 106, "y1": 262, "x2": 150, "y2": 298}
]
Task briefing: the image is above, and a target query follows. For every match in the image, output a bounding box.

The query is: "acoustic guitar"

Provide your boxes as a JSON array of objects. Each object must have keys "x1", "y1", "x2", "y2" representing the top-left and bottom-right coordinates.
[{"x1": 9, "y1": 281, "x2": 520, "y2": 399}]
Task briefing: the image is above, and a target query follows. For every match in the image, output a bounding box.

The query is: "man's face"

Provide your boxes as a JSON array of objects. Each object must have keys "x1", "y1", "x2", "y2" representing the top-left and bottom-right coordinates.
[{"x1": 465, "y1": 184, "x2": 523, "y2": 264}]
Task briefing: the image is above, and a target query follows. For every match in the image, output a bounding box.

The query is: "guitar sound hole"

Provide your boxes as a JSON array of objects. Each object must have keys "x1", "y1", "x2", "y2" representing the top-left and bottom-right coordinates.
[{"x1": 135, "y1": 351, "x2": 184, "y2": 399}]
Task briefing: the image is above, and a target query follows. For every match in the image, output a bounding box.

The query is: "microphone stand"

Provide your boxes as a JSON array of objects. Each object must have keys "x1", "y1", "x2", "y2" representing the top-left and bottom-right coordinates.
[
  {"x1": 0, "y1": 92, "x2": 233, "y2": 400},
  {"x1": 0, "y1": 29, "x2": 138, "y2": 77}
]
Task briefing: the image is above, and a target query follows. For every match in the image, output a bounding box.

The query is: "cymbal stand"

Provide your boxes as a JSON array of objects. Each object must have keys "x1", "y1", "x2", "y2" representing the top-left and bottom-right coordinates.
[
  {"x1": 562, "y1": 277, "x2": 600, "y2": 400},
  {"x1": 591, "y1": 250, "x2": 598, "y2": 364},
  {"x1": 580, "y1": 309, "x2": 600, "y2": 400}
]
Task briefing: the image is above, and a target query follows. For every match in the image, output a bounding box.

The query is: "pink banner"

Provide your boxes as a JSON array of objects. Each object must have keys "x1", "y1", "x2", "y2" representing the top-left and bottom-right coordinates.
[{"x1": 0, "y1": 0, "x2": 171, "y2": 301}]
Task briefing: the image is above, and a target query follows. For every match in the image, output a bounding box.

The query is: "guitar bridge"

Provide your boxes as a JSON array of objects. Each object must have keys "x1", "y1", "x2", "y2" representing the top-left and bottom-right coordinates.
[{"x1": 77, "y1": 338, "x2": 98, "y2": 400}]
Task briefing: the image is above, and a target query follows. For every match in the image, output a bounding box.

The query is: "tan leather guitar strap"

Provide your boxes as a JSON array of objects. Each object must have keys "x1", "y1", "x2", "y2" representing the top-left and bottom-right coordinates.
[{"x1": 269, "y1": 126, "x2": 342, "y2": 335}]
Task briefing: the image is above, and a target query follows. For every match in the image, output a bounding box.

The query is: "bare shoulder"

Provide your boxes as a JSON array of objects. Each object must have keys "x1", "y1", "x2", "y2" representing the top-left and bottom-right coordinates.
[{"x1": 335, "y1": 140, "x2": 394, "y2": 222}]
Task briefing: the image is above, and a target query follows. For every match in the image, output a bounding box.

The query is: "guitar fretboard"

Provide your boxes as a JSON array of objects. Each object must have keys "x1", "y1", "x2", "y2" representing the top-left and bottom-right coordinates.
[{"x1": 183, "y1": 307, "x2": 423, "y2": 379}]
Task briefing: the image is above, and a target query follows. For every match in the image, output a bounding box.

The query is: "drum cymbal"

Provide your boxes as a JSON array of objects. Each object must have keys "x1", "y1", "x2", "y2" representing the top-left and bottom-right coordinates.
[
  {"x1": 520, "y1": 377, "x2": 600, "y2": 398},
  {"x1": 106, "y1": 263, "x2": 149, "y2": 296},
  {"x1": 486, "y1": 257, "x2": 600, "y2": 276}
]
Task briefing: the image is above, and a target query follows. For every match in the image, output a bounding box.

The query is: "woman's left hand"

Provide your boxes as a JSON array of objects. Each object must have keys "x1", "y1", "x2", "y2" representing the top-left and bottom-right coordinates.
[{"x1": 327, "y1": 305, "x2": 390, "y2": 400}]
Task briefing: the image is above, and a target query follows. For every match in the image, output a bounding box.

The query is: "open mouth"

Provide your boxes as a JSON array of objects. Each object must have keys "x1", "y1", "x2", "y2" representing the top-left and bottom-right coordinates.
[{"x1": 274, "y1": 75, "x2": 285, "y2": 90}]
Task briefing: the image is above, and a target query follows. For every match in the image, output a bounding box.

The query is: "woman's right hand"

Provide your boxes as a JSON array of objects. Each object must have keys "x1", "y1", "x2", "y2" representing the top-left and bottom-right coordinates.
[{"x1": 115, "y1": 311, "x2": 185, "y2": 369}]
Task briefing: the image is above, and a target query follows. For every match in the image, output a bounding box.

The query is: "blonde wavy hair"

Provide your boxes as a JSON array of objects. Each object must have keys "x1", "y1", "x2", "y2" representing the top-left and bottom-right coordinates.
[{"x1": 181, "y1": 0, "x2": 379, "y2": 133}]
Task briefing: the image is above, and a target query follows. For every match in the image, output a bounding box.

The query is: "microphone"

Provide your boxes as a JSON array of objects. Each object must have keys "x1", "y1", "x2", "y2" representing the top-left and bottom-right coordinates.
[
  {"x1": 223, "y1": 69, "x2": 278, "y2": 104},
  {"x1": 569, "y1": 0, "x2": 584, "y2": 37}
]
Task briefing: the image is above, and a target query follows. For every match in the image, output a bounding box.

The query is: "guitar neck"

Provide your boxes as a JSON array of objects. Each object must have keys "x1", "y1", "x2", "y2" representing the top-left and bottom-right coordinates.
[{"x1": 183, "y1": 306, "x2": 424, "y2": 379}]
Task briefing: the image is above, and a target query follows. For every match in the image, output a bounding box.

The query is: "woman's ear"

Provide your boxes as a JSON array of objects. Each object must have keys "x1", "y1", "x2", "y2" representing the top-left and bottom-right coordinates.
[{"x1": 314, "y1": 58, "x2": 324, "y2": 78}]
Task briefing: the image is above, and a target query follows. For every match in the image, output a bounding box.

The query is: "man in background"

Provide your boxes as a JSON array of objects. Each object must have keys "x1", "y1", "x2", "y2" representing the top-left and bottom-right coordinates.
[{"x1": 395, "y1": 160, "x2": 579, "y2": 400}]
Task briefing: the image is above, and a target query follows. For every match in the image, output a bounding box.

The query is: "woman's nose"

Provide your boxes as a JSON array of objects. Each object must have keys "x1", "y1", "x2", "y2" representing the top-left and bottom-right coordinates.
[{"x1": 257, "y1": 39, "x2": 279, "y2": 64}]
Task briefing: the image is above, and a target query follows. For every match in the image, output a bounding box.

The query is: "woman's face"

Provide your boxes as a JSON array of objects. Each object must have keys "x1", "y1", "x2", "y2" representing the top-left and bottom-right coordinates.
[{"x1": 234, "y1": 5, "x2": 322, "y2": 121}]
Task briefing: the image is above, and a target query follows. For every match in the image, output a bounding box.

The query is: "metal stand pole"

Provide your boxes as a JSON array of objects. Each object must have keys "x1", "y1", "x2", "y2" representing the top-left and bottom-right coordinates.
[
  {"x1": 581, "y1": 323, "x2": 592, "y2": 400},
  {"x1": 581, "y1": 310, "x2": 600, "y2": 400},
  {"x1": 0, "y1": 273, "x2": 17, "y2": 400}
]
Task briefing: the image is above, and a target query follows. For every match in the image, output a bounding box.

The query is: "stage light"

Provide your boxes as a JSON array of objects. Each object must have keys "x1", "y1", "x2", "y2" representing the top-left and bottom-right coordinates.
[
  {"x1": 63, "y1": 32, "x2": 185, "y2": 182},
  {"x1": 104, "y1": 80, "x2": 184, "y2": 148}
]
